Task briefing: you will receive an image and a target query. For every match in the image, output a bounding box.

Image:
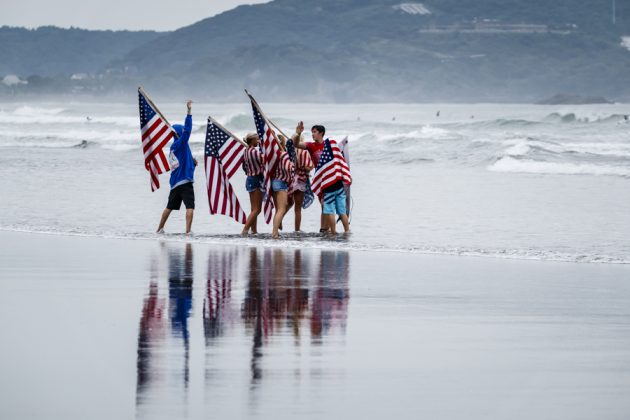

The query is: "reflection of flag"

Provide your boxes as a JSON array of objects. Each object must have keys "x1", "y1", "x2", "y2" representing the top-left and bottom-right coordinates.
[
  {"x1": 138, "y1": 89, "x2": 174, "y2": 191},
  {"x1": 204, "y1": 249, "x2": 237, "y2": 341},
  {"x1": 204, "y1": 118, "x2": 247, "y2": 224},
  {"x1": 311, "y1": 139, "x2": 352, "y2": 197},
  {"x1": 249, "y1": 97, "x2": 283, "y2": 224}
]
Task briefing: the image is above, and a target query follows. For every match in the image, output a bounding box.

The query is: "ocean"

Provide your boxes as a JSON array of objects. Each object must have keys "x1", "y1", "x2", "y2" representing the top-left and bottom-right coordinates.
[{"x1": 1, "y1": 100, "x2": 629, "y2": 263}]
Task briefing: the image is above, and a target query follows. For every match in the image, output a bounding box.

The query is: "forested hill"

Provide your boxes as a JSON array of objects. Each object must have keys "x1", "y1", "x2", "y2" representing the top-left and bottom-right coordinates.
[
  {"x1": 0, "y1": 26, "x2": 162, "y2": 76},
  {"x1": 3, "y1": 0, "x2": 630, "y2": 102}
]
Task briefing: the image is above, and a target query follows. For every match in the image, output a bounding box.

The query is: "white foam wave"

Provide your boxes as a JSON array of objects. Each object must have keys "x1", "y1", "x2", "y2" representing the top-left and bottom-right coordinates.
[
  {"x1": 378, "y1": 125, "x2": 452, "y2": 141},
  {"x1": 559, "y1": 142, "x2": 630, "y2": 158},
  {"x1": 12, "y1": 105, "x2": 67, "y2": 116},
  {"x1": 488, "y1": 157, "x2": 630, "y2": 177}
]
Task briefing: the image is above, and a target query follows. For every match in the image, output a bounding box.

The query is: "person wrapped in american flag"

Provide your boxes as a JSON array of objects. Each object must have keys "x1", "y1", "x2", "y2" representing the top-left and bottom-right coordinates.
[
  {"x1": 241, "y1": 133, "x2": 265, "y2": 235},
  {"x1": 294, "y1": 123, "x2": 341, "y2": 233},
  {"x1": 156, "y1": 100, "x2": 198, "y2": 235},
  {"x1": 287, "y1": 131, "x2": 314, "y2": 233},
  {"x1": 309, "y1": 127, "x2": 352, "y2": 236},
  {"x1": 270, "y1": 135, "x2": 295, "y2": 239}
]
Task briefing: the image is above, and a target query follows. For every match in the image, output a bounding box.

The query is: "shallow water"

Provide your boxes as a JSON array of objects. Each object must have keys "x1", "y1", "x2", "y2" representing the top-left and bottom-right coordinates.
[
  {"x1": 1, "y1": 101, "x2": 629, "y2": 263},
  {"x1": 1, "y1": 232, "x2": 630, "y2": 420}
]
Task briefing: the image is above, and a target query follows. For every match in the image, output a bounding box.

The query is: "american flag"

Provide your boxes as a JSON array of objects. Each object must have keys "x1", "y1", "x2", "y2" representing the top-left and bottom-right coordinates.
[
  {"x1": 273, "y1": 152, "x2": 294, "y2": 184},
  {"x1": 311, "y1": 139, "x2": 352, "y2": 197},
  {"x1": 204, "y1": 118, "x2": 247, "y2": 224},
  {"x1": 243, "y1": 147, "x2": 264, "y2": 176},
  {"x1": 286, "y1": 138, "x2": 314, "y2": 208},
  {"x1": 138, "y1": 89, "x2": 174, "y2": 191},
  {"x1": 249, "y1": 97, "x2": 283, "y2": 224}
]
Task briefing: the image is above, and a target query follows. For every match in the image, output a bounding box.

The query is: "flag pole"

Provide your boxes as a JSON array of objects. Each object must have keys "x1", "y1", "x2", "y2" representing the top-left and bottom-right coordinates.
[
  {"x1": 244, "y1": 89, "x2": 287, "y2": 151},
  {"x1": 138, "y1": 86, "x2": 177, "y2": 137},
  {"x1": 207, "y1": 115, "x2": 248, "y2": 147}
]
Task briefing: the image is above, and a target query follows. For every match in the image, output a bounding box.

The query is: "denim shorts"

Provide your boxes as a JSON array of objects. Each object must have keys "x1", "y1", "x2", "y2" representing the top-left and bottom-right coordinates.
[
  {"x1": 292, "y1": 178, "x2": 307, "y2": 192},
  {"x1": 323, "y1": 188, "x2": 347, "y2": 215},
  {"x1": 246, "y1": 175, "x2": 264, "y2": 193},
  {"x1": 271, "y1": 179, "x2": 288, "y2": 192}
]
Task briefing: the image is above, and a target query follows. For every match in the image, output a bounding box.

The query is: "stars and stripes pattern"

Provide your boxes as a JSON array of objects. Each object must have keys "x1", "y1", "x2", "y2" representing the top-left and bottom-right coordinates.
[
  {"x1": 295, "y1": 148, "x2": 314, "y2": 179},
  {"x1": 138, "y1": 89, "x2": 174, "y2": 191},
  {"x1": 250, "y1": 98, "x2": 283, "y2": 224},
  {"x1": 273, "y1": 152, "x2": 295, "y2": 184},
  {"x1": 286, "y1": 137, "x2": 314, "y2": 208},
  {"x1": 242, "y1": 147, "x2": 264, "y2": 176},
  {"x1": 204, "y1": 119, "x2": 247, "y2": 224},
  {"x1": 311, "y1": 139, "x2": 352, "y2": 197}
]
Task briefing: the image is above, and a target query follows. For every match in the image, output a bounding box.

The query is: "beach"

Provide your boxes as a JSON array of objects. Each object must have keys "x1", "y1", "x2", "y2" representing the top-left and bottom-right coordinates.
[
  {"x1": 1, "y1": 100, "x2": 629, "y2": 419},
  {"x1": 1, "y1": 230, "x2": 629, "y2": 420}
]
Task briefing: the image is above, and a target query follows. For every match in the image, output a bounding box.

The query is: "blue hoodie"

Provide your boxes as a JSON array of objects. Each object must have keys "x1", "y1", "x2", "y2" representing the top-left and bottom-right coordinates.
[{"x1": 169, "y1": 114, "x2": 195, "y2": 189}]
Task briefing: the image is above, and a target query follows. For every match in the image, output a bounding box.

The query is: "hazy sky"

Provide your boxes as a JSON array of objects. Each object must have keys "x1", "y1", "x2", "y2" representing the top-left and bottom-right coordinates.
[{"x1": 0, "y1": 0, "x2": 270, "y2": 31}]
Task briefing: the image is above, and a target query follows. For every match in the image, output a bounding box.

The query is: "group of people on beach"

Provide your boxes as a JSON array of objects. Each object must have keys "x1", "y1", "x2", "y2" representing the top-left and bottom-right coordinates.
[{"x1": 156, "y1": 100, "x2": 351, "y2": 238}]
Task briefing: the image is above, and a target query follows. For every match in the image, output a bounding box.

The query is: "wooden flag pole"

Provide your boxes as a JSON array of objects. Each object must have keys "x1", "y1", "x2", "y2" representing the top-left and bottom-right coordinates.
[
  {"x1": 138, "y1": 86, "x2": 177, "y2": 138},
  {"x1": 244, "y1": 89, "x2": 287, "y2": 151},
  {"x1": 207, "y1": 115, "x2": 248, "y2": 147}
]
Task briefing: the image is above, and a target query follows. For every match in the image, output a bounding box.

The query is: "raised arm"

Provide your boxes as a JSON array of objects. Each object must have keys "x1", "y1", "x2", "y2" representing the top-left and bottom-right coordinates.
[
  {"x1": 293, "y1": 121, "x2": 306, "y2": 149},
  {"x1": 171, "y1": 100, "x2": 193, "y2": 152},
  {"x1": 182, "y1": 100, "x2": 192, "y2": 142}
]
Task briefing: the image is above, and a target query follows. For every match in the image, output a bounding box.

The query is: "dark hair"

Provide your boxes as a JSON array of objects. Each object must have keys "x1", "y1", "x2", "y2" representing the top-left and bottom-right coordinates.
[{"x1": 311, "y1": 125, "x2": 326, "y2": 135}]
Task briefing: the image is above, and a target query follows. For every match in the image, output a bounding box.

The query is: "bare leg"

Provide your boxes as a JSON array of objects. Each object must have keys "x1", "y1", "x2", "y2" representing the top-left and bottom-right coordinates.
[
  {"x1": 339, "y1": 214, "x2": 350, "y2": 233},
  {"x1": 294, "y1": 191, "x2": 304, "y2": 231},
  {"x1": 272, "y1": 191, "x2": 288, "y2": 239},
  {"x1": 157, "y1": 208, "x2": 172, "y2": 232},
  {"x1": 326, "y1": 214, "x2": 337, "y2": 235},
  {"x1": 185, "y1": 209, "x2": 194, "y2": 234},
  {"x1": 242, "y1": 190, "x2": 262, "y2": 234},
  {"x1": 319, "y1": 199, "x2": 328, "y2": 232}
]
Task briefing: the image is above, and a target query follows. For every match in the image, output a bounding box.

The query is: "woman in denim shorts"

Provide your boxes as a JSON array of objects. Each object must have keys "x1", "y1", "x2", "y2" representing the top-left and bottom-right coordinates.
[
  {"x1": 271, "y1": 135, "x2": 295, "y2": 239},
  {"x1": 241, "y1": 133, "x2": 264, "y2": 235},
  {"x1": 291, "y1": 138, "x2": 314, "y2": 232}
]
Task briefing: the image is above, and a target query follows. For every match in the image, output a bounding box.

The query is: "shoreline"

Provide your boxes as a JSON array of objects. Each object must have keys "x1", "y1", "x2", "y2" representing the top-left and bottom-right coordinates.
[{"x1": 1, "y1": 228, "x2": 628, "y2": 265}]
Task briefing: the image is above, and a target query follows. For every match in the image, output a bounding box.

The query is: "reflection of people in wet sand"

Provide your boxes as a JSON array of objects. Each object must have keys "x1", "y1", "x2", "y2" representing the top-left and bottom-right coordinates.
[
  {"x1": 242, "y1": 248, "x2": 264, "y2": 382},
  {"x1": 136, "y1": 281, "x2": 166, "y2": 394},
  {"x1": 288, "y1": 250, "x2": 310, "y2": 340},
  {"x1": 311, "y1": 251, "x2": 350, "y2": 341},
  {"x1": 135, "y1": 244, "x2": 196, "y2": 416},
  {"x1": 169, "y1": 244, "x2": 194, "y2": 340},
  {"x1": 242, "y1": 248, "x2": 349, "y2": 382},
  {"x1": 203, "y1": 248, "x2": 237, "y2": 342}
]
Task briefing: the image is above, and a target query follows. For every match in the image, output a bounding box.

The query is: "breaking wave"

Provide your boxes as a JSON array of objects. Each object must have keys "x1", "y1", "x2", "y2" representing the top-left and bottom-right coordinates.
[{"x1": 488, "y1": 157, "x2": 630, "y2": 177}]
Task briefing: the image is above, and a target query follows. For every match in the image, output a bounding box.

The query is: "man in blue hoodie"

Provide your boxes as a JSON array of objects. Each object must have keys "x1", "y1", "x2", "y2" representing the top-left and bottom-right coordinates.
[{"x1": 157, "y1": 100, "x2": 197, "y2": 234}]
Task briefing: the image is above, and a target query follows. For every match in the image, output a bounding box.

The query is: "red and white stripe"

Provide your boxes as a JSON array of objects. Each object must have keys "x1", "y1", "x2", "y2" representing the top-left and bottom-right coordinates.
[
  {"x1": 260, "y1": 126, "x2": 282, "y2": 224},
  {"x1": 141, "y1": 113, "x2": 173, "y2": 191},
  {"x1": 218, "y1": 136, "x2": 245, "y2": 179},
  {"x1": 205, "y1": 155, "x2": 247, "y2": 224},
  {"x1": 311, "y1": 140, "x2": 352, "y2": 197},
  {"x1": 294, "y1": 149, "x2": 314, "y2": 182},
  {"x1": 243, "y1": 147, "x2": 264, "y2": 176},
  {"x1": 272, "y1": 152, "x2": 295, "y2": 184}
]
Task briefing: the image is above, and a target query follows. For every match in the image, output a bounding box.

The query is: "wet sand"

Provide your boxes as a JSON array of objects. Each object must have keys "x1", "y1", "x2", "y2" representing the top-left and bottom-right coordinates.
[{"x1": 1, "y1": 231, "x2": 629, "y2": 420}]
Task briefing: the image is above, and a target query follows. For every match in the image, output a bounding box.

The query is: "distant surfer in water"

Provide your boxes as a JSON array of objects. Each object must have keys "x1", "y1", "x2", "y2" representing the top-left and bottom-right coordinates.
[{"x1": 156, "y1": 100, "x2": 197, "y2": 235}]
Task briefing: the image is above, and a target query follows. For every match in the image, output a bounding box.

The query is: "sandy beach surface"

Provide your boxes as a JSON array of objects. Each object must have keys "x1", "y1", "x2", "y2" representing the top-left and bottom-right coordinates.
[{"x1": 1, "y1": 230, "x2": 629, "y2": 420}]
